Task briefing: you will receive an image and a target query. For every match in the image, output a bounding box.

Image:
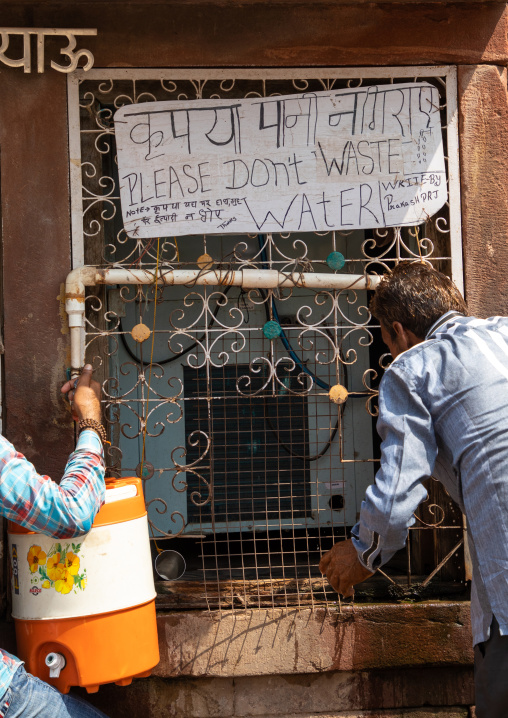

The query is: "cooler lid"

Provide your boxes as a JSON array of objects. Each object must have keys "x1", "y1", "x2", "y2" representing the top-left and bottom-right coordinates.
[{"x1": 8, "y1": 477, "x2": 146, "y2": 533}]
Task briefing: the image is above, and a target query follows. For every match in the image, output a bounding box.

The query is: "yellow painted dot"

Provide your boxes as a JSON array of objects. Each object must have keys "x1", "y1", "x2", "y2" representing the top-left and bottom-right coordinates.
[
  {"x1": 329, "y1": 384, "x2": 348, "y2": 405},
  {"x1": 197, "y1": 253, "x2": 214, "y2": 270},
  {"x1": 131, "y1": 323, "x2": 151, "y2": 344}
]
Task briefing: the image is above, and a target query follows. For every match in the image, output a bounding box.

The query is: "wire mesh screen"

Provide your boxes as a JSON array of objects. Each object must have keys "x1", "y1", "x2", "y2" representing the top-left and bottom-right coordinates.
[
  {"x1": 70, "y1": 68, "x2": 467, "y2": 610},
  {"x1": 184, "y1": 363, "x2": 312, "y2": 524}
]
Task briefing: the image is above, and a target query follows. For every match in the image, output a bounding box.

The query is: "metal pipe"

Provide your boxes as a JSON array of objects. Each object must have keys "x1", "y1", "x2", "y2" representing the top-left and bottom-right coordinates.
[
  {"x1": 65, "y1": 267, "x2": 96, "y2": 376},
  {"x1": 94, "y1": 267, "x2": 381, "y2": 291},
  {"x1": 65, "y1": 265, "x2": 381, "y2": 373}
]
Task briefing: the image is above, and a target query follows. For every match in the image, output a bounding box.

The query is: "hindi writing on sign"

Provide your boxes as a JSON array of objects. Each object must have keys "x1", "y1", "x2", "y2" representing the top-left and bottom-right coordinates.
[{"x1": 114, "y1": 82, "x2": 447, "y2": 238}]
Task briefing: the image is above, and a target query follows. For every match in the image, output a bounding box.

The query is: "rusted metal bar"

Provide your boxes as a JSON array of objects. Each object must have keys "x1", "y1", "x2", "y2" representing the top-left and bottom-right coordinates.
[{"x1": 420, "y1": 537, "x2": 464, "y2": 590}]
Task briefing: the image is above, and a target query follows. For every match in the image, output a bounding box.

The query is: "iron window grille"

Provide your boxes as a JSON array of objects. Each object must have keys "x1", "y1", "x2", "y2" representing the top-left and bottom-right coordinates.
[{"x1": 68, "y1": 67, "x2": 466, "y2": 611}]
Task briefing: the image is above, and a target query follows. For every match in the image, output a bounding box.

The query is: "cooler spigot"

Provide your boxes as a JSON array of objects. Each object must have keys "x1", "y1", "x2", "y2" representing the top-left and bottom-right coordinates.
[{"x1": 45, "y1": 652, "x2": 66, "y2": 678}]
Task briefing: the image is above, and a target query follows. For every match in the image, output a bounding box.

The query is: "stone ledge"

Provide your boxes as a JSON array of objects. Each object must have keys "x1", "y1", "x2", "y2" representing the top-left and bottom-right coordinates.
[
  {"x1": 233, "y1": 669, "x2": 474, "y2": 715},
  {"x1": 155, "y1": 602, "x2": 473, "y2": 678},
  {"x1": 79, "y1": 670, "x2": 474, "y2": 718}
]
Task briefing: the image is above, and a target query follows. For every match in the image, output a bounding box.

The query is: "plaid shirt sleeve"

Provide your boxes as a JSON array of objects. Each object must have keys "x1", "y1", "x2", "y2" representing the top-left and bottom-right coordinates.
[{"x1": 0, "y1": 429, "x2": 105, "y2": 538}]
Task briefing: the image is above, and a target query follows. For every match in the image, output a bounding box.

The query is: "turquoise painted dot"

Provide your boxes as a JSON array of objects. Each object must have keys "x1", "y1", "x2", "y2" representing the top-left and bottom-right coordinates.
[
  {"x1": 326, "y1": 251, "x2": 346, "y2": 271},
  {"x1": 136, "y1": 461, "x2": 154, "y2": 480},
  {"x1": 263, "y1": 320, "x2": 282, "y2": 339}
]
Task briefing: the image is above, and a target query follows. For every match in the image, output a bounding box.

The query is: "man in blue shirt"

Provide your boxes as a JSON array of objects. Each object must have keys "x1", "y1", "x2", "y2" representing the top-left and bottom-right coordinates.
[
  {"x1": 0, "y1": 365, "x2": 107, "y2": 718},
  {"x1": 320, "y1": 262, "x2": 507, "y2": 718}
]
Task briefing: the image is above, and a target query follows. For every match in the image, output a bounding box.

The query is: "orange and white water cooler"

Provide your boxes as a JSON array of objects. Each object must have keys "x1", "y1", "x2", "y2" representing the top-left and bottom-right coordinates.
[{"x1": 8, "y1": 477, "x2": 160, "y2": 694}]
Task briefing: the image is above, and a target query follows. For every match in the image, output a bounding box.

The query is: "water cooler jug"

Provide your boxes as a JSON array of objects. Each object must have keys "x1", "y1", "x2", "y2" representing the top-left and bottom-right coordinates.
[{"x1": 8, "y1": 477, "x2": 159, "y2": 694}]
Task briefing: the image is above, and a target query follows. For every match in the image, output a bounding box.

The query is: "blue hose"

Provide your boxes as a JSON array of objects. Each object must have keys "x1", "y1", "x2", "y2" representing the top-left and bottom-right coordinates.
[{"x1": 257, "y1": 235, "x2": 330, "y2": 391}]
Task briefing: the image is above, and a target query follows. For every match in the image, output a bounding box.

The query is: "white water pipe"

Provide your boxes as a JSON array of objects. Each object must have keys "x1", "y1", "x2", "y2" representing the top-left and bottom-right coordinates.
[{"x1": 65, "y1": 266, "x2": 381, "y2": 375}]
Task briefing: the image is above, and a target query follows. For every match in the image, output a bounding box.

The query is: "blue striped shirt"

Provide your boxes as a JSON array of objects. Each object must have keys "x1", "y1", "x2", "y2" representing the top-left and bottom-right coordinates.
[
  {"x1": 0, "y1": 429, "x2": 105, "y2": 698},
  {"x1": 352, "y1": 312, "x2": 508, "y2": 646}
]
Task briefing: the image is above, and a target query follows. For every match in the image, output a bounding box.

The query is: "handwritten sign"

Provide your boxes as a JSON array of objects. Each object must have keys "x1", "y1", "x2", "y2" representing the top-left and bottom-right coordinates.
[{"x1": 114, "y1": 82, "x2": 447, "y2": 238}]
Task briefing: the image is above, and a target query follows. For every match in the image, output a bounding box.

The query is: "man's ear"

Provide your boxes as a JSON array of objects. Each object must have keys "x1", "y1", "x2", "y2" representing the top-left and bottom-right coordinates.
[
  {"x1": 392, "y1": 321, "x2": 408, "y2": 345},
  {"x1": 392, "y1": 321, "x2": 424, "y2": 351}
]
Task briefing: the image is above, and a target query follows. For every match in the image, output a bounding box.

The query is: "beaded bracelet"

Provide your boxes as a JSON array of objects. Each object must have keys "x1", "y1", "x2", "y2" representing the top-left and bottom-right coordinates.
[{"x1": 78, "y1": 418, "x2": 108, "y2": 444}]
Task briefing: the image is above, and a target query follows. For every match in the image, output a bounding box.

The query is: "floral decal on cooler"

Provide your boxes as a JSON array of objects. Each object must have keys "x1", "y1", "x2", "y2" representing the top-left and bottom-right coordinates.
[
  {"x1": 27, "y1": 545, "x2": 46, "y2": 573},
  {"x1": 26, "y1": 542, "x2": 87, "y2": 595}
]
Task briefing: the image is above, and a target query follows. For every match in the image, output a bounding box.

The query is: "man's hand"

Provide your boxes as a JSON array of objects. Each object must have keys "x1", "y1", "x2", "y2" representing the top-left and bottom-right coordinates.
[
  {"x1": 61, "y1": 364, "x2": 102, "y2": 424},
  {"x1": 319, "y1": 539, "x2": 374, "y2": 598}
]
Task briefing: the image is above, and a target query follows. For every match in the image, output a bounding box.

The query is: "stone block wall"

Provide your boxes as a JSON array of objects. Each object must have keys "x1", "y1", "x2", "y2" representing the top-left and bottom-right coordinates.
[
  {"x1": 77, "y1": 670, "x2": 474, "y2": 718},
  {"x1": 73, "y1": 606, "x2": 475, "y2": 717}
]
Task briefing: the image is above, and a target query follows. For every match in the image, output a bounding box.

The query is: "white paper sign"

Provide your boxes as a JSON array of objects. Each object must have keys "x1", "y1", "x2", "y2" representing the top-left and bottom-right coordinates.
[{"x1": 114, "y1": 82, "x2": 447, "y2": 238}]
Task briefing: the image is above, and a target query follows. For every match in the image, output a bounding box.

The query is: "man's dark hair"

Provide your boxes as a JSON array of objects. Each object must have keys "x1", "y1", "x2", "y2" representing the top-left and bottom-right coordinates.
[{"x1": 369, "y1": 262, "x2": 468, "y2": 339}]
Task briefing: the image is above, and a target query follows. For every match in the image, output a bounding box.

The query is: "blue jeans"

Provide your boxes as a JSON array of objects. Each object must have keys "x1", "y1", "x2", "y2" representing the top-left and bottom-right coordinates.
[{"x1": 0, "y1": 666, "x2": 108, "y2": 718}]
